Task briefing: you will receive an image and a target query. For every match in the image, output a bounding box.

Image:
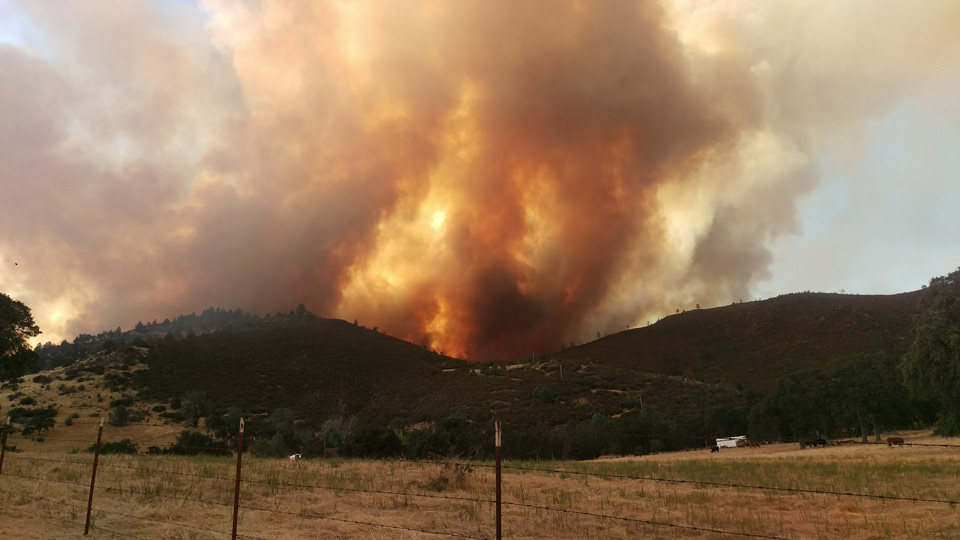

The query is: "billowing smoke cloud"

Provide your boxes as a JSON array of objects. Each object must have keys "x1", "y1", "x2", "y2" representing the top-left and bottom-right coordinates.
[{"x1": 1, "y1": 0, "x2": 958, "y2": 359}]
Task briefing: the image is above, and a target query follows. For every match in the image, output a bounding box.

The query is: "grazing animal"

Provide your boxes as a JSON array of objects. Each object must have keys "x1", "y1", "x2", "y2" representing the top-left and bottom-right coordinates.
[
  {"x1": 887, "y1": 437, "x2": 905, "y2": 447},
  {"x1": 812, "y1": 438, "x2": 827, "y2": 448},
  {"x1": 710, "y1": 445, "x2": 720, "y2": 453},
  {"x1": 289, "y1": 453, "x2": 302, "y2": 461},
  {"x1": 799, "y1": 440, "x2": 812, "y2": 449},
  {"x1": 323, "y1": 448, "x2": 338, "y2": 459}
]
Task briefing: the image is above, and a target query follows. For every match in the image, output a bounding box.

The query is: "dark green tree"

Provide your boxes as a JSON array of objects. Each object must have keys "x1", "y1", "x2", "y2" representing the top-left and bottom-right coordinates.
[
  {"x1": 748, "y1": 369, "x2": 833, "y2": 441},
  {"x1": 20, "y1": 414, "x2": 55, "y2": 440},
  {"x1": 109, "y1": 404, "x2": 129, "y2": 427},
  {"x1": 0, "y1": 293, "x2": 41, "y2": 381},
  {"x1": 902, "y1": 268, "x2": 960, "y2": 434},
  {"x1": 168, "y1": 430, "x2": 230, "y2": 456},
  {"x1": 831, "y1": 353, "x2": 916, "y2": 442}
]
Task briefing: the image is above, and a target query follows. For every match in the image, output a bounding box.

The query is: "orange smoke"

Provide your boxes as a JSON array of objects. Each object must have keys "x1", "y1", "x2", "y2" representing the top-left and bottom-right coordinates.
[{"x1": 209, "y1": 0, "x2": 752, "y2": 359}]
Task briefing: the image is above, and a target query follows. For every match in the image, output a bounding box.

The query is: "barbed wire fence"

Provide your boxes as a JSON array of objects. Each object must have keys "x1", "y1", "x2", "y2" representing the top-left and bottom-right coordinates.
[{"x1": 1, "y1": 418, "x2": 958, "y2": 539}]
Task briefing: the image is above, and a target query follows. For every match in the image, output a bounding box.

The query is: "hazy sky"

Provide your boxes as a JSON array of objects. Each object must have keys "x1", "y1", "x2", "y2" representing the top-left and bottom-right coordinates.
[{"x1": 1, "y1": 0, "x2": 958, "y2": 359}]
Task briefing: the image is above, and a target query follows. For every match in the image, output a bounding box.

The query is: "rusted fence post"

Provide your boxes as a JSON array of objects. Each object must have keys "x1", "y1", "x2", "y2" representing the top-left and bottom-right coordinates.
[
  {"x1": 84, "y1": 417, "x2": 104, "y2": 535},
  {"x1": 232, "y1": 417, "x2": 244, "y2": 540},
  {"x1": 0, "y1": 416, "x2": 9, "y2": 475},
  {"x1": 495, "y1": 421, "x2": 502, "y2": 540}
]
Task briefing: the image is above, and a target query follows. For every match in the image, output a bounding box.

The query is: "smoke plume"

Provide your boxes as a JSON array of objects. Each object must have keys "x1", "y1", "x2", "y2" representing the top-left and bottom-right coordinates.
[{"x1": 1, "y1": 0, "x2": 958, "y2": 359}]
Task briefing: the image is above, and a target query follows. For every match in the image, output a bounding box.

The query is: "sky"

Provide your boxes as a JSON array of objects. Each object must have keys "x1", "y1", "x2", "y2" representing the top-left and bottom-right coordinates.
[{"x1": 1, "y1": 0, "x2": 958, "y2": 360}]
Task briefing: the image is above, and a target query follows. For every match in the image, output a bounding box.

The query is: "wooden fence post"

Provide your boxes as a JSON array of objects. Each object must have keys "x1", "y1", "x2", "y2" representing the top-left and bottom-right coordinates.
[
  {"x1": 232, "y1": 417, "x2": 244, "y2": 540},
  {"x1": 496, "y1": 421, "x2": 502, "y2": 540},
  {"x1": 0, "y1": 416, "x2": 9, "y2": 475},
  {"x1": 84, "y1": 417, "x2": 104, "y2": 535}
]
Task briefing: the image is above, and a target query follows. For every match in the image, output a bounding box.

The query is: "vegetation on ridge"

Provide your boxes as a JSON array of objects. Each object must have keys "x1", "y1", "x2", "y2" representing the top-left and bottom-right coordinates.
[{"x1": 3, "y1": 267, "x2": 960, "y2": 458}]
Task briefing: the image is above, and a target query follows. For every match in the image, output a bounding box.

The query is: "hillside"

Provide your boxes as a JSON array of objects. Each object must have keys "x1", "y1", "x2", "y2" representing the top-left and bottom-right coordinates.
[
  {"x1": 130, "y1": 316, "x2": 739, "y2": 430},
  {"x1": 551, "y1": 291, "x2": 922, "y2": 391},
  {"x1": 5, "y1": 289, "x2": 927, "y2": 460}
]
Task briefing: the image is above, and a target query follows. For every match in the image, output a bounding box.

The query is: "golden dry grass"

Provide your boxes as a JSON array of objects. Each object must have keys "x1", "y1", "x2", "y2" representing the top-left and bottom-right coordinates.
[
  {"x1": 2, "y1": 430, "x2": 960, "y2": 539},
  {"x1": 3, "y1": 362, "x2": 959, "y2": 538}
]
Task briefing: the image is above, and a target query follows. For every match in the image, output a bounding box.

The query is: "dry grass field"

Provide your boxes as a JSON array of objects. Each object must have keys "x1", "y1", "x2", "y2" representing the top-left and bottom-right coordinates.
[
  {"x1": 3, "y1": 355, "x2": 958, "y2": 538},
  {"x1": 2, "y1": 429, "x2": 960, "y2": 539}
]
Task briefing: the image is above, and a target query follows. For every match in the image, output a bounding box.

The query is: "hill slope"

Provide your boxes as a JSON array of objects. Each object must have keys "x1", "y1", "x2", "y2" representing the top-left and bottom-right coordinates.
[
  {"x1": 552, "y1": 291, "x2": 922, "y2": 391},
  {"x1": 131, "y1": 315, "x2": 739, "y2": 429}
]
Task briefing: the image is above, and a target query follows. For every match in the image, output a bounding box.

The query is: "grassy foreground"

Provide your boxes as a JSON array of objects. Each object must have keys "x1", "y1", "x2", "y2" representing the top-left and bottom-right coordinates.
[{"x1": 1, "y1": 430, "x2": 960, "y2": 539}]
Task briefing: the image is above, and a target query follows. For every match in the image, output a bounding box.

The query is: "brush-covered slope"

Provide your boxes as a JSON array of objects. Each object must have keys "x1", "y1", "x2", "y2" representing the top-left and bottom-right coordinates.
[
  {"x1": 552, "y1": 291, "x2": 922, "y2": 391},
  {"x1": 132, "y1": 316, "x2": 739, "y2": 429}
]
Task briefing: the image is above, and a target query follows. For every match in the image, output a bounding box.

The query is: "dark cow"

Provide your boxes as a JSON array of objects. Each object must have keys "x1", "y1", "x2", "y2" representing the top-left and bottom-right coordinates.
[
  {"x1": 710, "y1": 445, "x2": 720, "y2": 453},
  {"x1": 812, "y1": 438, "x2": 827, "y2": 447},
  {"x1": 887, "y1": 436, "x2": 905, "y2": 447}
]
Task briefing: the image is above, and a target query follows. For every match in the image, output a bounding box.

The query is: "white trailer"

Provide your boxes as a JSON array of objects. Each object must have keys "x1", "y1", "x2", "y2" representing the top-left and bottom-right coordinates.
[{"x1": 716, "y1": 436, "x2": 747, "y2": 449}]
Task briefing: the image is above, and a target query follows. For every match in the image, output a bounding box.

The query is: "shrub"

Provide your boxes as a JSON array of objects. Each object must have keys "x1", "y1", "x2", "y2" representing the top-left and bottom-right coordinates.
[
  {"x1": 532, "y1": 387, "x2": 555, "y2": 404},
  {"x1": 18, "y1": 396, "x2": 36, "y2": 406},
  {"x1": 109, "y1": 397, "x2": 132, "y2": 408},
  {"x1": 151, "y1": 405, "x2": 167, "y2": 413},
  {"x1": 167, "y1": 431, "x2": 230, "y2": 456},
  {"x1": 89, "y1": 438, "x2": 138, "y2": 455},
  {"x1": 251, "y1": 434, "x2": 291, "y2": 458},
  {"x1": 103, "y1": 373, "x2": 129, "y2": 392},
  {"x1": 32, "y1": 375, "x2": 53, "y2": 385},
  {"x1": 109, "y1": 405, "x2": 129, "y2": 427},
  {"x1": 20, "y1": 415, "x2": 55, "y2": 439},
  {"x1": 342, "y1": 428, "x2": 403, "y2": 458},
  {"x1": 424, "y1": 462, "x2": 473, "y2": 492}
]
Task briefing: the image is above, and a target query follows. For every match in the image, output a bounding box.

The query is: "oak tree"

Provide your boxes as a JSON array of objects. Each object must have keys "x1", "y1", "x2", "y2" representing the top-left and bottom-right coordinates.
[
  {"x1": 0, "y1": 293, "x2": 41, "y2": 381},
  {"x1": 902, "y1": 268, "x2": 960, "y2": 434}
]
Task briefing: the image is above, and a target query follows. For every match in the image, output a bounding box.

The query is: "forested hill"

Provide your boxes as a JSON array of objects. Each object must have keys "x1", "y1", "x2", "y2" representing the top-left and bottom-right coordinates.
[
  {"x1": 15, "y1": 289, "x2": 932, "y2": 459},
  {"x1": 552, "y1": 290, "x2": 923, "y2": 392},
  {"x1": 37, "y1": 291, "x2": 923, "y2": 395}
]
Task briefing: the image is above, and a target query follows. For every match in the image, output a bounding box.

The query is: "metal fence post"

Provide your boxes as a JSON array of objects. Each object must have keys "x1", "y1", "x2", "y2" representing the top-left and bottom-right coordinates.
[
  {"x1": 0, "y1": 416, "x2": 9, "y2": 475},
  {"x1": 84, "y1": 417, "x2": 104, "y2": 535},
  {"x1": 496, "y1": 421, "x2": 502, "y2": 540},
  {"x1": 232, "y1": 417, "x2": 244, "y2": 540}
]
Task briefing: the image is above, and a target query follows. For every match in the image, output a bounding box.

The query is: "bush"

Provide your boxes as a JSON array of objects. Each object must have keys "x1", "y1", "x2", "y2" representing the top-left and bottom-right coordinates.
[
  {"x1": 109, "y1": 397, "x2": 133, "y2": 408},
  {"x1": 109, "y1": 405, "x2": 129, "y2": 427},
  {"x1": 532, "y1": 387, "x2": 554, "y2": 404},
  {"x1": 166, "y1": 431, "x2": 230, "y2": 456},
  {"x1": 90, "y1": 438, "x2": 138, "y2": 455},
  {"x1": 424, "y1": 462, "x2": 473, "y2": 492},
  {"x1": 103, "y1": 373, "x2": 129, "y2": 392},
  {"x1": 250, "y1": 434, "x2": 292, "y2": 458},
  {"x1": 20, "y1": 414, "x2": 55, "y2": 439},
  {"x1": 32, "y1": 375, "x2": 53, "y2": 385},
  {"x1": 151, "y1": 405, "x2": 167, "y2": 413},
  {"x1": 19, "y1": 396, "x2": 36, "y2": 406},
  {"x1": 342, "y1": 428, "x2": 403, "y2": 458}
]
